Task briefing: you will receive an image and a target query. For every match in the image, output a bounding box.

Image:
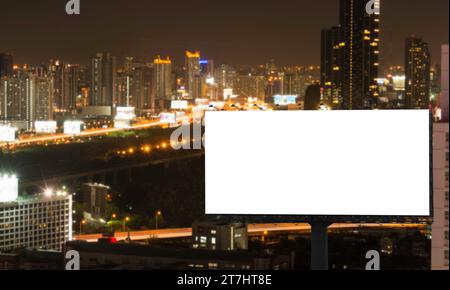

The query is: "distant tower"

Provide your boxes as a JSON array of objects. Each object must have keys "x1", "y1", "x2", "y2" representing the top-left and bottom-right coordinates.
[
  {"x1": 404, "y1": 37, "x2": 431, "y2": 109},
  {"x1": 185, "y1": 51, "x2": 201, "y2": 99},
  {"x1": 90, "y1": 52, "x2": 117, "y2": 107},
  {"x1": 321, "y1": 26, "x2": 344, "y2": 108},
  {"x1": 65, "y1": 64, "x2": 80, "y2": 111},
  {"x1": 49, "y1": 60, "x2": 65, "y2": 112},
  {"x1": 0, "y1": 53, "x2": 13, "y2": 78},
  {"x1": 153, "y1": 56, "x2": 173, "y2": 110}
]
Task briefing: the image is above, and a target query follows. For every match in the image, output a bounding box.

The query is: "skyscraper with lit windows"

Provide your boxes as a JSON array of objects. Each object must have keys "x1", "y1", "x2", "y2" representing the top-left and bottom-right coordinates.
[
  {"x1": 405, "y1": 37, "x2": 431, "y2": 109},
  {"x1": 185, "y1": 51, "x2": 201, "y2": 99},
  {"x1": 321, "y1": 26, "x2": 344, "y2": 108},
  {"x1": 153, "y1": 56, "x2": 173, "y2": 110},
  {"x1": 90, "y1": 52, "x2": 117, "y2": 107},
  {"x1": 340, "y1": 0, "x2": 380, "y2": 109}
]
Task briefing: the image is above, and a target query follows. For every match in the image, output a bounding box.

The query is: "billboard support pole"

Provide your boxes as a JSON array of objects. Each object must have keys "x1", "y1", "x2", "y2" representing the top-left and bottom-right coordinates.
[{"x1": 310, "y1": 222, "x2": 331, "y2": 270}]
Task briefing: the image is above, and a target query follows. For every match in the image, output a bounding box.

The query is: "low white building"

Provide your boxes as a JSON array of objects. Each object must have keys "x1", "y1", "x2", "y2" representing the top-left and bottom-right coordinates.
[{"x1": 0, "y1": 190, "x2": 72, "y2": 252}]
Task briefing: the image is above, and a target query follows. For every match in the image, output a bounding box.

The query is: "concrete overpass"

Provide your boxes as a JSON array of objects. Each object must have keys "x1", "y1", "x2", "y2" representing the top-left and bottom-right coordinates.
[{"x1": 74, "y1": 223, "x2": 425, "y2": 243}]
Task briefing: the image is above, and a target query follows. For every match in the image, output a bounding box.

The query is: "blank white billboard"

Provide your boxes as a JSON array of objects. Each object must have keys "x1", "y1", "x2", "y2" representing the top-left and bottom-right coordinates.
[
  {"x1": 171, "y1": 100, "x2": 189, "y2": 110},
  {"x1": 0, "y1": 125, "x2": 18, "y2": 142},
  {"x1": 35, "y1": 121, "x2": 57, "y2": 134},
  {"x1": 205, "y1": 110, "x2": 430, "y2": 217},
  {"x1": 64, "y1": 121, "x2": 84, "y2": 135}
]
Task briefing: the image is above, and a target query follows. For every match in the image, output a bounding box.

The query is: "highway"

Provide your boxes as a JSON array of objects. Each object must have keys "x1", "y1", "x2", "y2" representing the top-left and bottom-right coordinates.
[
  {"x1": 74, "y1": 223, "x2": 425, "y2": 243},
  {"x1": 0, "y1": 116, "x2": 191, "y2": 148}
]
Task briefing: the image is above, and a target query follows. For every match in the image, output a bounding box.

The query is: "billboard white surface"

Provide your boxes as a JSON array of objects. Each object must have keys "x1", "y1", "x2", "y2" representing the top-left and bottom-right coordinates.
[
  {"x1": 223, "y1": 89, "x2": 235, "y2": 100},
  {"x1": 0, "y1": 125, "x2": 18, "y2": 142},
  {"x1": 205, "y1": 110, "x2": 430, "y2": 217},
  {"x1": 114, "y1": 119, "x2": 131, "y2": 129},
  {"x1": 64, "y1": 121, "x2": 84, "y2": 135},
  {"x1": 35, "y1": 121, "x2": 57, "y2": 134},
  {"x1": 160, "y1": 113, "x2": 177, "y2": 124},
  {"x1": 115, "y1": 107, "x2": 136, "y2": 120},
  {"x1": 171, "y1": 100, "x2": 189, "y2": 110},
  {"x1": 274, "y1": 95, "x2": 297, "y2": 106}
]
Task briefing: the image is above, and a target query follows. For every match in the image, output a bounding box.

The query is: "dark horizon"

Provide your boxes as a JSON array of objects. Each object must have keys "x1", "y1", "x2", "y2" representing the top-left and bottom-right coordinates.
[{"x1": 1, "y1": 0, "x2": 448, "y2": 67}]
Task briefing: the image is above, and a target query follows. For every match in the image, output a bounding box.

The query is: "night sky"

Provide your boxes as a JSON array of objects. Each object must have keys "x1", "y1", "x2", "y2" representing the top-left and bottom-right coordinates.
[{"x1": 1, "y1": 0, "x2": 448, "y2": 67}]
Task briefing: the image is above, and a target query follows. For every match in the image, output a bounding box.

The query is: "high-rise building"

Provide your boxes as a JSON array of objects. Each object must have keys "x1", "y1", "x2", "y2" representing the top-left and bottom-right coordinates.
[
  {"x1": 234, "y1": 74, "x2": 265, "y2": 100},
  {"x1": 200, "y1": 59, "x2": 214, "y2": 78},
  {"x1": 24, "y1": 75, "x2": 35, "y2": 130},
  {"x1": 153, "y1": 56, "x2": 172, "y2": 110},
  {"x1": 34, "y1": 74, "x2": 54, "y2": 121},
  {"x1": 185, "y1": 51, "x2": 201, "y2": 99},
  {"x1": 282, "y1": 66, "x2": 320, "y2": 101},
  {"x1": 0, "y1": 183, "x2": 72, "y2": 252},
  {"x1": 431, "y1": 122, "x2": 449, "y2": 270},
  {"x1": 131, "y1": 66, "x2": 151, "y2": 111},
  {"x1": 123, "y1": 57, "x2": 134, "y2": 74},
  {"x1": 0, "y1": 68, "x2": 53, "y2": 130},
  {"x1": 340, "y1": 0, "x2": 380, "y2": 109},
  {"x1": 440, "y1": 44, "x2": 449, "y2": 122},
  {"x1": 215, "y1": 64, "x2": 237, "y2": 100},
  {"x1": 0, "y1": 53, "x2": 13, "y2": 78},
  {"x1": 90, "y1": 52, "x2": 117, "y2": 107},
  {"x1": 48, "y1": 60, "x2": 65, "y2": 113},
  {"x1": 117, "y1": 60, "x2": 153, "y2": 113},
  {"x1": 431, "y1": 44, "x2": 449, "y2": 270},
  {"x1": 116, "y1": 71, "x2": 131, "y2": 107},
  {"x1": 321, "y1": 27, "x2": 344, "y2": 108},
  {"x1": 405, "y1": 37, "x2": 431, "y2": 109},
  {"x1": 265, "y1": 73, "x2": 284, "y2": 101},
  {"x1": 199, "y1": 60, "x2": 216, "y2": 99},
  {"x1": 431, "y1": 64, "x2": 441, "y2": 101},
  {"x1": 0, "y1": 69, "x2": 35, "y2": 130},
  {"x1": 65, "y1": 64, "x2": 80, "y2": 111}
]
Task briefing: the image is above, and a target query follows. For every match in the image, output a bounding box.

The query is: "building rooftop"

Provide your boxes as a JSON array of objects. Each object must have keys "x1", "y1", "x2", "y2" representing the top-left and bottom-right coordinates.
[{"x1": 67, "y1": 241, "x2": 263, "y2": 263}]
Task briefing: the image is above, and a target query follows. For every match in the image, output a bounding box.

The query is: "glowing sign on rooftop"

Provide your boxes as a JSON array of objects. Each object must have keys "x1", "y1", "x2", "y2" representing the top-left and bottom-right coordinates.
[{"x1": 0, "y1": 174, "x2": 19, "y2": 203}]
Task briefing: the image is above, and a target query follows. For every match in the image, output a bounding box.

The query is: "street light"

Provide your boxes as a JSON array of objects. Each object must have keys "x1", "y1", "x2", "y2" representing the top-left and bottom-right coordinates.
[
  {"x1": 109, "y1": 214, "x2": 117, "y2": 232},
  {"x1": 123, "y1": 217, "x2": 130, "y2": 232},
  {"x1": 262, "y1": 230, "x2": 268, "y2": 243},
  {"x1": 80, "y1": 220, "x2": 86, "y2": 234},
  {"x1": 155, "y1": 211, "x2": 162, "y2": 230}
]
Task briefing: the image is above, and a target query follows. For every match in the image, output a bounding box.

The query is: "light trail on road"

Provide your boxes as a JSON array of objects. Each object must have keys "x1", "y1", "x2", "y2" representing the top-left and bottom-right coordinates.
[
  {"x1": 74, "y1": 223, "x2": 425, "y2": 243},
  {"x1": 0, "y1": 116, "x2": 191, "y2": 148}
]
